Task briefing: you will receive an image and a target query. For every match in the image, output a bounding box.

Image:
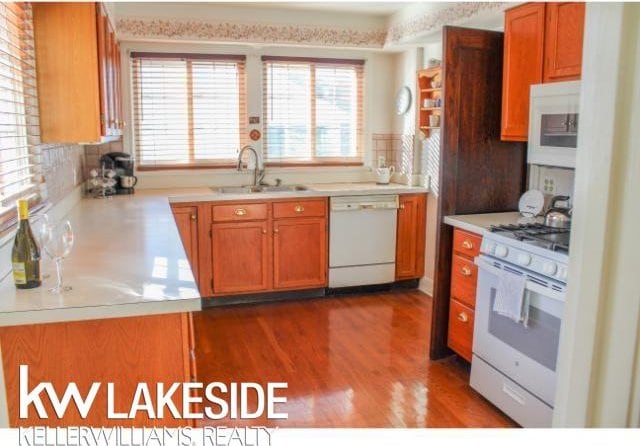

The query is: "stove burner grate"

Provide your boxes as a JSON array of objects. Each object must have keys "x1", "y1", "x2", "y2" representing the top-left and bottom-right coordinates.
[{"x1": 489, "y1": 223, "x2": 570, "y2": 253}]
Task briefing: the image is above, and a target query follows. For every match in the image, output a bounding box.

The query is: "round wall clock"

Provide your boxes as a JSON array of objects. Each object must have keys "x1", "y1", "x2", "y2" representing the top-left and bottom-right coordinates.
[{"x1": 395, "y1": 86, "x2": 412, "y2": 115}]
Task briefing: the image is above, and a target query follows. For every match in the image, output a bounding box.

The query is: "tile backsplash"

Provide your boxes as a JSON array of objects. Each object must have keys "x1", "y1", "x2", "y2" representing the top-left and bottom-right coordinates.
[
  {"x1": 372, "y1": 133, "x2": 416, "y2": 184},
  {"x1": 83, "y1": 140, "x2": 125, "y2": 178},
  {"x1": 40, "y1": 144, "x2": 85, "y2": 205}
]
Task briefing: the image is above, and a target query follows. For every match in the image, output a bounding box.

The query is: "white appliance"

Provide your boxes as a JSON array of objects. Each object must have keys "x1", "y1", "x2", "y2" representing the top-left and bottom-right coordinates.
[
  {"x1": 470, "y1": 224, "x2": 569, "y2": 427},
  {"x1": 329, "y1": 195, "x2": 399, "y2": 288},
  {"x1": 528, "y1": 80, "x2": 580, "y2": 168}
]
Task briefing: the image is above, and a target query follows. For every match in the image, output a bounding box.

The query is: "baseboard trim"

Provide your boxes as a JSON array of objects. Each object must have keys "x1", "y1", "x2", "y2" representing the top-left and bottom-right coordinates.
[{"x1": 419, "y1": 277, "x2": 434, "y2": 296}]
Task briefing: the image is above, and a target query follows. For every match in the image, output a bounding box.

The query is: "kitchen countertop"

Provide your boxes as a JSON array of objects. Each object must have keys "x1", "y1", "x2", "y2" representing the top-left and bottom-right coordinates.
[
  {"x1": 444, "y1": 212, "x2": 543, "y2": 235},
  {"x1": 0, "y1": 181, "x2": 422, "y2": 426},
  {"x1": 0, "y1": 190, "x2": 201, "y2": 327},
  {"x1": 0, "y1": 182, "x2": 427, "y2": 327},
  {"x1": 166, "y1": 182, "x2": 428, "y2": 203}
]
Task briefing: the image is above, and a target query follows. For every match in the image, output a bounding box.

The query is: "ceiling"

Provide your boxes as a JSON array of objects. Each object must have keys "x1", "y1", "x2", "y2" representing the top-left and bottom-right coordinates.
[{"x1": 229, "y1": 2, "x2": 414, "y2": 17}]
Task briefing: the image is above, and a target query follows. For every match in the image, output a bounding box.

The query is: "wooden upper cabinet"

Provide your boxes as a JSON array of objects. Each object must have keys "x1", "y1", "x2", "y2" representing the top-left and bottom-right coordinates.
[
  {"x1": 171, "y1": 205, "x2": 199, "y2": 282},
  {"x1": 273, "y1": 217, "x2": 327, "y2": 290},
  {"x1": 501, "y1": 2, "x2": 546, "y2": 141},
  {"x1": 211, "y1": 221, "x2": 271, "y2": 294},
  {"x1": 32, "y1": 2, "x2": 123, "y2": 143},
  {"x1": 395, "y1": 194, "x2": 427, "y2": 280},
  {"x1": 543, "y1": 2, "x2": 585, "y2": 82},
  {"x1": 501, "y1": 2, "x2": 585, "y2": 141}
]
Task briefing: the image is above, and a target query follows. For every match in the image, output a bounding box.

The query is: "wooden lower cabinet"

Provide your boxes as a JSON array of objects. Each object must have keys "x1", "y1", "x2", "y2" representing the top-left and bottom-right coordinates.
[
  {"x1": 273, "y1": 217, "x2": 327, "y2": 290},
  {"x1": 447, "y1": 299, "x2": 475, "y2": 362},
  {"x1": 171, "y1": 204, "x2": 199, "y2": 282},
  {"x1": 209, "y1": 198, "x2": 328, "y2": 296},
  {"x1": 447, "y1": 228, "x2": 482, "y2": 361},
  {"x1": 395, "y1": 194, "x2": 427, "y2": 280},
  {"x1": 0, "y1": 313, "x2": 194, "y2": 427},
  {"x1": 211, "y1": 221, "x2": 271, "y2": 294}
]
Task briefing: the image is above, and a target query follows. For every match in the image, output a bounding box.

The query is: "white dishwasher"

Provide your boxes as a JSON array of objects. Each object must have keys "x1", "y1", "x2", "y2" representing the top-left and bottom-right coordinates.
[{"x1": 329, "y1": 195, "x2": 399, "y2": 288}]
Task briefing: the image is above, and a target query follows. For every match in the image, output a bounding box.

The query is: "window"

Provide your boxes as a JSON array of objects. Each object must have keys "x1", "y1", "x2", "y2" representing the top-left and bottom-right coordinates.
[
  {"x1": 131, "y1": 53, "x2": 246, "y2": 169},
  {"x1": 262, "y1": 56, "x2": 364, "y2": 165},
  {"x1": 0, "y1": 3, "x2": 42, "y2": 230}
]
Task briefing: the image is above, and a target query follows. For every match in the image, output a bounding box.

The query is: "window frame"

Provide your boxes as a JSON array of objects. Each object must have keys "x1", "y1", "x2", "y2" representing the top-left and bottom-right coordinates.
[
  {"x1": 261, "y1": 56, "x2": 365, "y2": 167},
  {"x1": 130, "y1": 52, "x2": 247, "y2": 171},
  {"x1": 0, "y1": 2, "x2": 45, "y2": 233}
]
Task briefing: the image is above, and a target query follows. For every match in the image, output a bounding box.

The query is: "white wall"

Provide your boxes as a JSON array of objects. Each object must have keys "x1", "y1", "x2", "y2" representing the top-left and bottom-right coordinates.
[
  {"x1": 118, "y1": 40, "x2": 397, "y2": 188},
  {"x1": 554, "y1": 2, "x2": 640, "y2": 427}
]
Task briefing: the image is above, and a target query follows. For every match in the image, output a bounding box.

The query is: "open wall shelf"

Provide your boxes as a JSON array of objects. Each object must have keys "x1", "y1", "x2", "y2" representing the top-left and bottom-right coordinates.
[{"x1": 417, "y1": 66, "x2": 442, "y2": 138}]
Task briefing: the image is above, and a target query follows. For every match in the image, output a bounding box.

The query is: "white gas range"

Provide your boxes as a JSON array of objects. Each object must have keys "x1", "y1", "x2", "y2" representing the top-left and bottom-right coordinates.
[{"x1": 470, "y1": 223, "x2": 570, "y2": 428}]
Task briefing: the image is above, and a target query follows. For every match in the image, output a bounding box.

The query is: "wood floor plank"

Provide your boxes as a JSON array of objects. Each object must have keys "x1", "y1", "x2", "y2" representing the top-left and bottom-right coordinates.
[{"x1": 193, "y1": 290, "x2": 516, "y2": 427}]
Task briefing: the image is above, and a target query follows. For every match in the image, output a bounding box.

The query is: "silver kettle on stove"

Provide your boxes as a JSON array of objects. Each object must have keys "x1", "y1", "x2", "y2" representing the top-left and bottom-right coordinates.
[{"x1": 544, "y1": 195, "x2": 572, "y2": 228}]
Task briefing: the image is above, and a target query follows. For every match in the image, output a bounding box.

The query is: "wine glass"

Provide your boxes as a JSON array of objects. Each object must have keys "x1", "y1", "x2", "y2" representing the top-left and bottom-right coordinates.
[
  {"x1": 41, "y1": 219, "x2": 74, "y2": 294},
  {"x1": 33, "y1": 213, "x2": 51, "y2": 280}
]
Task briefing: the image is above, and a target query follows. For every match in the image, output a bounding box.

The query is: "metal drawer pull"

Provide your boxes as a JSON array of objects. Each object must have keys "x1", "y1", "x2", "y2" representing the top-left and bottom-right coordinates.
[
  {"x1": 461, "y1": 266, "x2": 472, "y2": 276},
  {"x1": 462, "y1": 239, "x2": 474, "y2": 250},
  {"x1": 294, "y1": 205, "x2": 305, "y2": 213},
  {"x1": 502, "y1": 383, "x2": 526, "y2": 406},
  {"x1": 457, "y1": 312, "x2": 469, "y2": 323},
  {"x1": 234, "y1": 208, "x2": 247, "y2": 216}
]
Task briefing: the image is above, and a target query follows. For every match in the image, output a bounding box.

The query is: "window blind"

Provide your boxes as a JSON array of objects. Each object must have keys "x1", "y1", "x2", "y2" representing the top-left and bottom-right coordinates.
[
  {"x1": 131, "y1": 53, "x2": 247, "y2": 169},
  {"x1": 262, "y1": 56, "x2": 364, "y2": 165},
  {"x1": 0, "y1": 2, "x2": 42, "y2": 231}
]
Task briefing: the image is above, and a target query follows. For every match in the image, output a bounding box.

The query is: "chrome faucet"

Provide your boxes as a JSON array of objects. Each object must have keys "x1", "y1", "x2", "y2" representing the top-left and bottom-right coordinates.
[{"x1": 237, "y1": 145, "x2": 265, "y2": 187}]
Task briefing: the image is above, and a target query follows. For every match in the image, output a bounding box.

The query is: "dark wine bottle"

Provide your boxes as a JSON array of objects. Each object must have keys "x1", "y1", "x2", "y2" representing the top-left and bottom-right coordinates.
[{"x1": 11, "y1": 199, "x2": 41, "y2": 289}]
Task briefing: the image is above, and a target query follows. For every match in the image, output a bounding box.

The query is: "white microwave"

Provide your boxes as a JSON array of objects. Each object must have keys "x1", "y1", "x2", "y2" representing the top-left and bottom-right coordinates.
[{"x1": 528, "y1": 81, "x2": 580, "y2": 168}]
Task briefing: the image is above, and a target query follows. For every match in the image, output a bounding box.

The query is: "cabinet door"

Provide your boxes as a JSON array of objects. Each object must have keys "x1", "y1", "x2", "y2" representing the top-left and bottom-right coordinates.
[
  {"x1": 211, "y1": 221, "x2": 270, "y2": 294},
  {"x1": 501, "y1": 3, "x2": 546, "y2": 141},
  {"x1": 0, "y1": 313, "x2": 191, "y2": 427},
  {"x1": 95, "y1": 5, "x2": 109, "y2": 136},
  {"x1": 543, "y1": 2, "x2": 585, "y2": 82},
  {"x1": 447, "y1": 299, "x2": 475, "y2": 362},
  {"x1": 106, "y1": 27, "x2": 116, "y2": 135},
  {"x1": 395, "y1": 194, "x2": 427, "y2": 280},
  {"x1": 273, "y1": 218, "x2": 327, "y2": 290},
  {"x1": 171, "y1": 205, "x2": 199, "y2": 282},
  {"x1": 114, "y1": 41, "x2": 123, "y2": 130}
]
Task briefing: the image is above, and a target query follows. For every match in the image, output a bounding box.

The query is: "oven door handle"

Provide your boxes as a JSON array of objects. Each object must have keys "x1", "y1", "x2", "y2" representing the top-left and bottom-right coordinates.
[{"x1": 475, "y1": 256, "x2": 565, "y2": 302}]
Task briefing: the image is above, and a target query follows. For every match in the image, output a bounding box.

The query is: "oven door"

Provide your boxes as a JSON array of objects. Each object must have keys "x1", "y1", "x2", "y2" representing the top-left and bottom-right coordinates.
[
  {"x1": 472, "y1": 255, "x2": 565, "y2": 406},
  {"x1": 528, "y1": 81, "x2": 580, "y2": 168}
]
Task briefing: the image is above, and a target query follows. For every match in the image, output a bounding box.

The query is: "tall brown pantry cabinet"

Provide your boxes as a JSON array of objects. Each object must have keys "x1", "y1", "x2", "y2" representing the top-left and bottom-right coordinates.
[{"x1": 430, "y1": 27, "x2": 527, "y2": 360}]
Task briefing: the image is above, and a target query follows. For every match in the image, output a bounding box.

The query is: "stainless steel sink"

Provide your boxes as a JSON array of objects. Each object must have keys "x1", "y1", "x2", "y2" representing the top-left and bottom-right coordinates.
[{"x1": 211, "y1": 185, "x2": 308, "y2": 194}]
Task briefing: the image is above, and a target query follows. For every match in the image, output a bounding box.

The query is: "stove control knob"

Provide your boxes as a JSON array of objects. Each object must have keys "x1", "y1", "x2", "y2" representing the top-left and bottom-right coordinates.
[
  {"x1": 557, "y1": 266, "x2": 568, "y2": 281},
  {"x1": 495, "y1": 245, "x2": 509, "y2": 258},
  {"x1": 543, "y1": 262, "x2": 558, "y2": 276},
  {"x1": 517, "y1": 253, "x2": 532, "y2": 266}
]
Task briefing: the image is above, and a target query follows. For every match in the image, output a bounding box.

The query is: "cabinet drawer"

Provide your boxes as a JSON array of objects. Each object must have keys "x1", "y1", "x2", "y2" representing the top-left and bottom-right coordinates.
[
  {"x1": 450, "y1": 254, "x2": 478, "y2": 308},
  {"x1": 447, "y1": 299, "x2": 475, "y2": 362},
  {"x1": 273, "y1": 199, "x2": 326, "y2": 219},
  {"x1": 212, "y1": 203, "x2": 268, "y2": 222},
  {"x1": 453, "y1": 228, "x2": 481, "y2": 258}
]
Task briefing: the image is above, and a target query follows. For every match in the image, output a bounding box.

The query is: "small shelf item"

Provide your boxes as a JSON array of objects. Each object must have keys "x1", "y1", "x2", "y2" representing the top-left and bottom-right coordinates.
[{"x1": 417, "y1": 66, "x2": 442, "y2": 138}]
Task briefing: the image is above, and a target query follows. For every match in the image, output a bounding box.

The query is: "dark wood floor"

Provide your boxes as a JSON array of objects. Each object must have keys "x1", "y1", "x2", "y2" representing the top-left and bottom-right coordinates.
[{"x1": 192, "y1": 290, "x2": 516, "y2": 427}]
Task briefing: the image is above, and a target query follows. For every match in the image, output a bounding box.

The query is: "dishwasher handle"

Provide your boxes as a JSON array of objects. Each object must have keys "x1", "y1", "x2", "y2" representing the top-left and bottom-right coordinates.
[
  {"x1": 331, "y1": 203, "x2": 398, "y2": 211},
  {"x1": 330, "y1": 195, "x2": 399, "y2": 211}
]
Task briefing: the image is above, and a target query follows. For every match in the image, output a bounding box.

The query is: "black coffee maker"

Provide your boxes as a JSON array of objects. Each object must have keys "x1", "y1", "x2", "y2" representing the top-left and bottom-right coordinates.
[{"x1": 99, "y1": 152, "x2": 137, "y2": 194}]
